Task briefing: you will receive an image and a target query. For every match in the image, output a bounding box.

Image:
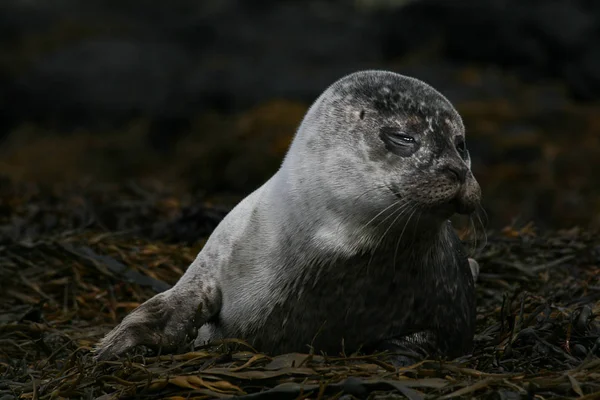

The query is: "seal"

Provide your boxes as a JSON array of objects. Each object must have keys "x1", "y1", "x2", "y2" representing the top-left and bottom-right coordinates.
[{"x1": 94, "y1": 70, "x2": 482, "y2": 363}]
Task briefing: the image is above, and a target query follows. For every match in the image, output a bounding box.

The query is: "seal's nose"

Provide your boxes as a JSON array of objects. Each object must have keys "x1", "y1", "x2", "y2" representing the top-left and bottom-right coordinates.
[{"x1": 443, "y1": 164, "x2": 467, "y2": 183}]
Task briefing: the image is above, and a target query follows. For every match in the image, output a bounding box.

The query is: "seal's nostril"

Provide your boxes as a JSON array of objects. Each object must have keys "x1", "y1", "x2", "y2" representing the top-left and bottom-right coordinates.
[{"x1": 445, "y1": 165, "x2": 467, "y2": 183}]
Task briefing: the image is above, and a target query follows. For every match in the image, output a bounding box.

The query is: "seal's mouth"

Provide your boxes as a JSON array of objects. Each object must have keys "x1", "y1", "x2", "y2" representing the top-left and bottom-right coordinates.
[
  {"x1": 386, "y1": 183, "x2": 403, "y2": 200},
  {"x1": 452, "y1": 197, "x2": 476, "y2": 215},
  {"x1": 385, "y1": 183, "x2": 478, "y2": 216}
]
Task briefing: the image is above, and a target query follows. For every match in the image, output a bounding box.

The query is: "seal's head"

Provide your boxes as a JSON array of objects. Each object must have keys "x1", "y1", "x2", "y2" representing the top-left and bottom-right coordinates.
[{"x1": 285, "y1": 70, "x2": 481, "y2": 228}]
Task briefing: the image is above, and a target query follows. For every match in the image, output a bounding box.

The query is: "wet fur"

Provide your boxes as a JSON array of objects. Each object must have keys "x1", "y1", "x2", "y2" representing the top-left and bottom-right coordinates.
[{"x1": 94, "y1": 70, "x2": 481, "y2": 362}]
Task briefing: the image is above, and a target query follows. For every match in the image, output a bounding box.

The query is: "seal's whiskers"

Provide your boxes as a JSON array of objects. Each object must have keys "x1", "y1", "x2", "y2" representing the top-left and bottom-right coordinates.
[
  {"x1": 333, "y1": 185, "x2": 387, "y2": 238},
  {"x1": 476, "y1": 205, "x2": 489, "y2": 252},
  {"x1": 363, "y1": 198, "x2": 405, "y2": 229},
  {"x1": 366, "y1": 203, "x2": 414, "y2": 275},
  {"x1": 393, "y1": 209, "x2": 420, "y2": 273}
]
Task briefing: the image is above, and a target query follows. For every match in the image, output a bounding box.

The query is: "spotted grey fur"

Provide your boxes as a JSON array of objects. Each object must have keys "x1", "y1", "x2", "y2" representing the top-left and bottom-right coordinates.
[{"x1": 94, "y1": 70, "x2": 482, "y2": 363}]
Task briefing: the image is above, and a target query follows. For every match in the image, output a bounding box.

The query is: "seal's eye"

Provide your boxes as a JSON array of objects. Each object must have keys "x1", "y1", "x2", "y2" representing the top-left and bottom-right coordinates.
[
  {"x1": 379, "y1": 127, "x2": 419, "y2": 157},
  {"x1": 455, "y1": 137, "x2": 468, "y2": 160},
  {"x1": 380, "y1": 128, "x2": 415, "y2": 146},
  {"x1": 391, "y1": 133, "x2": 415, "y2": 145}
]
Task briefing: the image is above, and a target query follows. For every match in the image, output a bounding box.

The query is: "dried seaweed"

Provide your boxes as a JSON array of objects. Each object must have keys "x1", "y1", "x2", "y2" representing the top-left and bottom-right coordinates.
[{"x1": 0, "y1": 182, "x2": 599, "y2": 399}]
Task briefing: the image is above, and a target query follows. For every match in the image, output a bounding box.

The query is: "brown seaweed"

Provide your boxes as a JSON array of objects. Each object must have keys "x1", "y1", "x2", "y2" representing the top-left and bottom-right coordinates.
[{"x1": 1, "y1": 182, "x2": 599, "y2": 399}]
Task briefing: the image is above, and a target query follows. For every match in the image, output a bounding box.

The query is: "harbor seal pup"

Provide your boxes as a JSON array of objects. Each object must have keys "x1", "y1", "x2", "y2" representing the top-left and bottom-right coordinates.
[{"x1": 94, "y1": 70, "x2": 481, "y2": 363}]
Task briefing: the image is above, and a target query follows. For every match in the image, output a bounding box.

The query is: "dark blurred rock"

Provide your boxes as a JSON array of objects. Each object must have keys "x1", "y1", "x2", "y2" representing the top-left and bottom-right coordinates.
[
  {"x1": 16, "y1": 39, "x2": 191, "y2": 124},
  {"x1": 564, "y1": 46, "x2": 600, "y2": 101},
  {"x1": 0, "y1": 1, "x2": 56, "y2": 41},
  {"x1": 5, "y1": 0, "x2": 600, "y2": 134},
  {"x1": 5, "y1": 0, "x2": 381, "y2": 138},
  {"x1": 380, "y1": 0, "x2": 600, "y2": 99},
  {"x1": 5, "y1": 0, "x2": 600, "y2": 135}
]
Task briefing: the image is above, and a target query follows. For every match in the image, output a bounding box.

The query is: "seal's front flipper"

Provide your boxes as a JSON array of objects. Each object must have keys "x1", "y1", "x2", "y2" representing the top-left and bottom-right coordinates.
[
  {"x1": 374, "y1": 331, "x2": 434, "y2": 367},
  {"x1": 93, "y1": 282, "x2": 221, "y2": 361}
]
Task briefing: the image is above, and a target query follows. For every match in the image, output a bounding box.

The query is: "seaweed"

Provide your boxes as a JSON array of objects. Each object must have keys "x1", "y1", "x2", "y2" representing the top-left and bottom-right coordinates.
[{"x1": 1, "y1": 181, "x2": 598, "y2": 399}]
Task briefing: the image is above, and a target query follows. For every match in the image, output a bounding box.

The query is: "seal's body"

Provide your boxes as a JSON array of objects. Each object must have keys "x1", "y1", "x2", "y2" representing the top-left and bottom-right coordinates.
[{"x1": 95, "y1": 70, "x2": 481, "y2": 362}]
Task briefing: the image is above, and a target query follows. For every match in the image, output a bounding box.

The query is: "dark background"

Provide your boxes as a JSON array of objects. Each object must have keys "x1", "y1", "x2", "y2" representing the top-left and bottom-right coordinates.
[{"x1": 1, "y1": 0, "x2": 600, "y2": 230}]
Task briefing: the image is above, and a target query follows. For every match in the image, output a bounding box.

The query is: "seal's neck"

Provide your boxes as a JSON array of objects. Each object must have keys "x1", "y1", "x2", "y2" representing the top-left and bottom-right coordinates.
[{"x1": 267, "y1": 172, "x2": 449, "y2": 262}]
